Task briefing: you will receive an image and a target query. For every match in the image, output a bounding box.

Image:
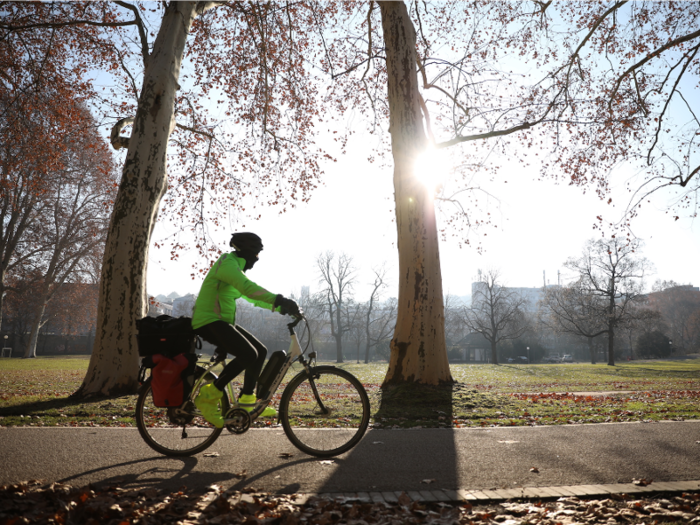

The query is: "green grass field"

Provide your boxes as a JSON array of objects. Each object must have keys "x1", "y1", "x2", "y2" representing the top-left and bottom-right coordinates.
[{"x1": 1, "y1": 356, "x2": 699, "y2": 429}]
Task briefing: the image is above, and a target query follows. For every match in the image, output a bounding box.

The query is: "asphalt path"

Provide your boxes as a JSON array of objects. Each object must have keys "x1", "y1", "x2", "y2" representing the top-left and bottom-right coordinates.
[{"x1": 1, "y1": 422, "x2": 699, "y2": 495}]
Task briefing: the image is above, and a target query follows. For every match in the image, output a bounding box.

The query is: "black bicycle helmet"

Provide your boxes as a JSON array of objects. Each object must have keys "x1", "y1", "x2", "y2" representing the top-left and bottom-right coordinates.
[{"x1": 229, "y1": 232, "x2": 263, "y2": 254}]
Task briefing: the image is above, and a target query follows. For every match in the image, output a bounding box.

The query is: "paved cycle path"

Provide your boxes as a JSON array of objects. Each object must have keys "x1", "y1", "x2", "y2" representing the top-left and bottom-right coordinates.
[{"x1": 1, "y1": 422, "x2": 699, "y2": 500}]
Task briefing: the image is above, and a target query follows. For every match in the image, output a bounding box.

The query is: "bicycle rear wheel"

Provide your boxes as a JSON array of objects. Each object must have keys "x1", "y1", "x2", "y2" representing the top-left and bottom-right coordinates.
[
  {"x1": 135, "y1": 370, "x2": 229, "y2": 457},
  {"x1": 280, "y1": 366, "x2": 370, "y2": 457}
]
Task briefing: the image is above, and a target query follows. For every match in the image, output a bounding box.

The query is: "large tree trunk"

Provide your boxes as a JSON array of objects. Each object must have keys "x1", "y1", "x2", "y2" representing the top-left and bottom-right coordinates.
[
  {"x1": 364, "y1": 310, "x2": 371, "y2": 364},
  {"x1": 607, "y1": 296, "x2": 616, "y2": 366},
  {"x1": 588, "y1": 337, "x2": 596, "y2": 364},
  {"x1": 335, "y1": 307, "x2": 344, "y2": 363},
  {"x1": 24, "y1": 279, "x2": 57, "y2": 358},
  {"x1": 490, "y1": 340, "x2": 498, "y2": 365},
  {"x1": 0, "y1": 277, "x2": 6, "y2": 334},
  {"x1": 335, "y1": 336, "x2": 344, "y2": 363},
  {"x1": 607, "y1": 325, "x2": 615, "y2": 366},
  {"x1": 23, "y1": 300, "x2": 46, "y2": 359},
  {"x1": 74, "y1": 3, "x2": 201, "y2": 397},
  {"x1": 379, "y1": 2, "x2": 451, "y2": 386}
]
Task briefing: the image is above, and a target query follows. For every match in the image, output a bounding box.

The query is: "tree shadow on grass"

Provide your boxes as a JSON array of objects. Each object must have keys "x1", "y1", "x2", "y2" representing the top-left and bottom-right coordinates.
[
  {"x1": 0, "y1": 394, "x2": 137, "y2": 421},
  {"x1": 374, "y1": 382, "x2": 455, "y2": 428},
  {"x1": 373, "y1": 382, "x2": 514, "y2": 427}
]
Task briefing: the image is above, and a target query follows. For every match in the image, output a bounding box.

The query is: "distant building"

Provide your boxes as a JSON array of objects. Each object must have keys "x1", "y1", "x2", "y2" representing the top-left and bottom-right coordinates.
[
  {"x1": 454, "y1": 332, "x2": 492, "y2": 363},
  {"x1": 642, "y1": 284, "x2": 700, "y2": 355},
  {"x1": 147, "y1": 292, "x2": 197, "y2": 317},
  {"x1": 471, "y1": 281, "x2": 557, "y2": 314},
  {"x1": 148, "y1": 299, "x2": 173, "y2": 317},
  {"x1": 172, "y1": 293, "x2": 197, "y2": 317}
]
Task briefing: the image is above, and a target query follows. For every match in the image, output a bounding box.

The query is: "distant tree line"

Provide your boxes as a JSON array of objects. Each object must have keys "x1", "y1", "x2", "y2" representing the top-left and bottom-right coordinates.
[
  {"x1": 229, "y1": 252, "x2": 398, "y2": 363},
  {"x1": 463, "y1": 238, "x2": 700, "y2": 366},
  {"x1": 0, "y1": 87, "x2": 115, "y2": 358},
  {"x1": 169, "y1": 241, "x2": 700, "y2": 366}
]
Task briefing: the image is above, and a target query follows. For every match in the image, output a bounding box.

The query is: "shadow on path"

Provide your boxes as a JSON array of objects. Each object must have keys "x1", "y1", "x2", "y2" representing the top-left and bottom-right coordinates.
[
  {"x1": 58, "y1": 454, "x2": 322, "y2": 495},
  {"x1": 58, "y1": 456, "x2": 222, "y2": 494},
  {"x1": 317, "y1": 382, "x2": 459, "y2": 493}
]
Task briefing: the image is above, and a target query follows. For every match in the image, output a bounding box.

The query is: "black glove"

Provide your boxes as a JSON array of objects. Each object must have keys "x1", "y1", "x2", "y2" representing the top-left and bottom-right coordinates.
[{"x1": 274, "y1": 295, "x2": 301, "y2": 317}]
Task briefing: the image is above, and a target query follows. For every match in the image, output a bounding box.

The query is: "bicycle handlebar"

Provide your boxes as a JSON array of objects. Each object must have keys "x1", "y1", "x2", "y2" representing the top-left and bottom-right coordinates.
[{"x1": 286, "y1": 313, "x2": 304, "y2": 332}]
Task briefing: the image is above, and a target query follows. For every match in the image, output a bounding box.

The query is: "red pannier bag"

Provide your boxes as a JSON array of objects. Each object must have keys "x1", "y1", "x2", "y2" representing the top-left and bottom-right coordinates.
[{"x1": 151, "y1": 354, "x2": 190, "y2": 407}]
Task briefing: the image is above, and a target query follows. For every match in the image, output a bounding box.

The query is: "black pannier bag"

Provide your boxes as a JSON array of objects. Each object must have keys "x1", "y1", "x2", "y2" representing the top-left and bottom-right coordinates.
[
  {"x1": 137, "y1": 315, "x2": 200, "y2": 407},
  {"x1": 136, "y1": 315, "x2": 197, "y2": 358}
]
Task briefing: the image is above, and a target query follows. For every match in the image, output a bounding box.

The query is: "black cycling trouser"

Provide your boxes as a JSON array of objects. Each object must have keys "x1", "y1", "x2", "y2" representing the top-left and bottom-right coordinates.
[{"x1": 194, "y1": 321, "x2": 267, "y2": 395}]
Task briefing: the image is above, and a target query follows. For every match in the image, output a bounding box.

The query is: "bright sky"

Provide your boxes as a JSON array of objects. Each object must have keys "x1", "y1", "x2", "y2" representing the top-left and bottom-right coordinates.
[
  {"x1": 146, "y1": 131, "x2": 700, "y2": 303},
  {"x1": 132, "y1": 2, "x2": 700, "y2": 306}
]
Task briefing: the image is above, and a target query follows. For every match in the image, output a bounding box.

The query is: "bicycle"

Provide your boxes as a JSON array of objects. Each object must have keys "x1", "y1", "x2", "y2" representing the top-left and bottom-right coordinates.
[{"x1": 135, "y1": 315, "x2": 371, "y2": 458}]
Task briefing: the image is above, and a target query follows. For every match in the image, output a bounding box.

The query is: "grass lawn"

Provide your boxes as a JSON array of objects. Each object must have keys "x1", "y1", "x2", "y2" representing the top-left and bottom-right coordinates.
[{"x1": 1, "y1": 356, "x2": 699, "y2": 429}]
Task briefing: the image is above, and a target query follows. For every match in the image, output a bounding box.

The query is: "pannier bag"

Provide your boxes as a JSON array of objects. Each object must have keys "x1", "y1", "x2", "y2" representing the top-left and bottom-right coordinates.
[
  {"x1": 136, "y1": 315, "x2": 197, "y2": 358},
  {"x1": 150, "y1": 353, "x2": 197, "y2": 407}
]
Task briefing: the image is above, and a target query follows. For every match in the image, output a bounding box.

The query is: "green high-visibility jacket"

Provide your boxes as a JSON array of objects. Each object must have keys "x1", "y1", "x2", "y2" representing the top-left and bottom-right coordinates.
[{"x1": 191, "y1": 252, "x2": 278, "y2": 329}]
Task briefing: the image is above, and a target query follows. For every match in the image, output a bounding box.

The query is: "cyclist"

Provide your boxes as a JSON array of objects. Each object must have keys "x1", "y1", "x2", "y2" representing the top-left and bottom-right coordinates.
[{"x1": 191, "y1": 232, "x2": 300, "y2": 428}]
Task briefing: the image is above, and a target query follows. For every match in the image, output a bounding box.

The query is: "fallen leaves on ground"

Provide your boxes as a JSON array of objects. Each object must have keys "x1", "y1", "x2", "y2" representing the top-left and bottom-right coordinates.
[
  {"x1": 633, "y1": 478, "x2": 653, "y2": 486},
  {"x1": 3, "y1": 481, "x2": 700, "y2": 524}
]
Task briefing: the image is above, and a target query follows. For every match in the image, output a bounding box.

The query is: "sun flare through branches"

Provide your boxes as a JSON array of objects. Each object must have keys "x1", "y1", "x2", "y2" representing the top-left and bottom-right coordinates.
[{"x1": 413, "y1": 146, "x2": 451, "y2": 193}]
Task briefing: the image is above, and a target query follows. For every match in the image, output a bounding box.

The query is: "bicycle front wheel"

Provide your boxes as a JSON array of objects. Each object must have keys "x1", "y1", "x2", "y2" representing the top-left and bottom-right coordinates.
[
  {"x1": 280, "y1": 366, "x2": 370, "y2": 457},
  {"x1": 135, "y1": 370, "x2": 229, "y2": 457}
]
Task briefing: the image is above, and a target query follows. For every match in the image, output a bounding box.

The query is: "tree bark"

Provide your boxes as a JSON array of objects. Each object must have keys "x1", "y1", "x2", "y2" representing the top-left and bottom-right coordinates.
[
  {"x1": 75, "y1": 3, "x2": 202, "y2": 397},
  {"x1": 608, "y1": 294, "x2": 616, "y2": 366},
  {"x1": 335, "y1": 304, "x2": 344, "y2": 363},
  {"x1": 379, "y1": 1, "x2": 451, "y2": 386},
  {"x1": 23, "y1": 301, "x2": 46, "y2": 359},
  {"x1": 588, "y1": 337, "x2": 596, "y2": 364}
]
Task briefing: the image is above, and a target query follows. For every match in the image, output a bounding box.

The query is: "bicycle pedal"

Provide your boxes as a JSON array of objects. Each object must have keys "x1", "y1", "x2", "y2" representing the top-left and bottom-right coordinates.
[{"x1": 224, "y1": 407, "x2": 251, "y2": 434}]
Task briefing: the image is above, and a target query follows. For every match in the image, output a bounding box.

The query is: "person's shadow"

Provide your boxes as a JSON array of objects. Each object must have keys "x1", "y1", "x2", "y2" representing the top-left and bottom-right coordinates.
[{"x1": 58, "y1": 454, "x2": 321, "y2": 495}]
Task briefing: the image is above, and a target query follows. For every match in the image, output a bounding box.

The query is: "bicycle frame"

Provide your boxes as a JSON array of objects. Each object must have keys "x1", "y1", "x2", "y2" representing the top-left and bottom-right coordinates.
[
  {"x1": 136, "y1": 314, "x2": 370, "y2": 458},
  {"x1": 188, "y1": 316, "x2": 311, "y2": 424},
  {"x1": 249, "y1": 320, "x2": 307, "y2": 415}
]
